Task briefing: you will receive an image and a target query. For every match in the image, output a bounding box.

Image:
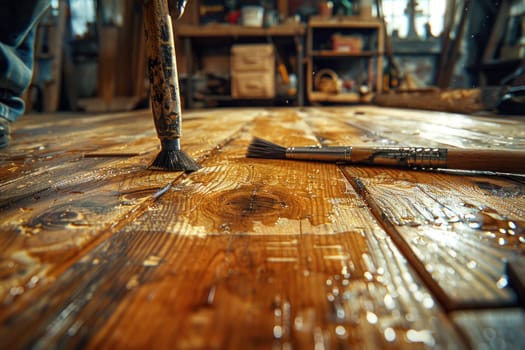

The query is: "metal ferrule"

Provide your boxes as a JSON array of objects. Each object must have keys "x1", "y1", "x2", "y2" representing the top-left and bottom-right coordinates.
[
  {"x1": 371, "y1": 147, "x2": 448, "y2": 169},
  {"x1": 161, "y1": 138, "x2": 181, "y2": 151},
  {"x1": 285, "y1": 146, "x2": 352, "y2": 162},
  {"x1": 284, "y1": 146, "x2": 448, "y2": 169}
]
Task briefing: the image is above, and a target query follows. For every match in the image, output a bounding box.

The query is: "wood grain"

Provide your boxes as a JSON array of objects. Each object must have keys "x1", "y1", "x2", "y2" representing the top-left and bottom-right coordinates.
[
  {"x1": 506, "y1": 256, "x2": 525, "y2": 306},
  {"x1": 452, "y1": 308, "x2": 525, "y2": 349},
  {"x1": 1, "y1": 109, "x2": 464, "y2": 349},
  {"x1": 0, "y1": 109, "x2": 258, "y2": 304},
  {"x1": 306, "y1": 106, "x2": 525, "y2": 150},
  {"x1": 1, "y1": 106, "x2": 523, "y2": 349},
  {"x1": 302, "y1": 107, "x2": 525, "y2": 309}
]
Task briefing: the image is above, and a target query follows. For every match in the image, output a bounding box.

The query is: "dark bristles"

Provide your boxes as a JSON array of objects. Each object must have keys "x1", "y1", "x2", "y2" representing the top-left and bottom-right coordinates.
[
  {"x1": 246, "y1": 137, "x2": 287, "y2": 159},
  {"x1": 150, "y1": 149, "x2": 201, "y2": 172}
]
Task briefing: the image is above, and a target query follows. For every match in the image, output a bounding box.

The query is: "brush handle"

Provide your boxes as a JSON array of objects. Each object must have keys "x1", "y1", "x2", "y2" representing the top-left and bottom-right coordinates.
[
  {"x1": 285, "y1": 146, "x2": 525, "y2": 173},
  {"x1": 446, "y1": 148, "x2": 525, "y2": 173},
  {"x1": 144, "y1": 0, "x2": 182, "y2": 141}
]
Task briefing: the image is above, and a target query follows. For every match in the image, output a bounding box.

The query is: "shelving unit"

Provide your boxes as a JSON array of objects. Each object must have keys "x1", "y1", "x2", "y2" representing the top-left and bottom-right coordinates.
[
  {"x1": 175, "y1": 23, "x2": 305, "y2": 108},
  {"x1": 307, "y1": 17, "x2": 384, "y2": 103}
]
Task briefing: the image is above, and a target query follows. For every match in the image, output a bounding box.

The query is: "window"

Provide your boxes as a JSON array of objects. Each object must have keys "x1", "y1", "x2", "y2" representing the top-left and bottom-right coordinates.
[
  {"x1": 69, "y1": 0, "x2": 97, "y2": 37},
  {"x1": 382, "y1": 0, "x2": 446, "y2": 38}
]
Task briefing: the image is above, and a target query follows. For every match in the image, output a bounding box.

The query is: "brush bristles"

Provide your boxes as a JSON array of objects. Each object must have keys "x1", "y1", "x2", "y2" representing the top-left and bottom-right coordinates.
[
  {"x1": 246, "y1": 137, "x2": 287, "y2": 159},
  {"x1": 150, "y1": 149, "x2": 201, "y2": 172}
]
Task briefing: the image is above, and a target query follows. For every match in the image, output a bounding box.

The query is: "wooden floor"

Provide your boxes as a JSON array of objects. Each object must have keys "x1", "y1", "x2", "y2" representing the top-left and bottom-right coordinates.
[{"x1": 0, "y1": 106, "x2": 524, "y2": 349}]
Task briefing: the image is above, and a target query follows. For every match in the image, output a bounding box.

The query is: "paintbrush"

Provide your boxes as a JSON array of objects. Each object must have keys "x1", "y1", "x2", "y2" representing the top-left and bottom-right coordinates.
[
  {"x1": 246, "y1": 138, "x2": 525, "y2": 174},
  {"x1": 143, "y1": 0, "x2": 199, "y2": 172}
]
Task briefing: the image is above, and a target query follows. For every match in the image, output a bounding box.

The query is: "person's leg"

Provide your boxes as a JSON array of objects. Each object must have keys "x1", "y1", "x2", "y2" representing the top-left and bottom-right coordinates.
[{"x1": 0, "y1": 0, "x2": 51, "y2": 148}]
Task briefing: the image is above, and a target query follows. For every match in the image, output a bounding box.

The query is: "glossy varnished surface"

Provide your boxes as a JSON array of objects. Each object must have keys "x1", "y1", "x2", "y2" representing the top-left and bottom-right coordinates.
[{"x1": 0, "y1": 106, "x2": 524, "y2": 349}]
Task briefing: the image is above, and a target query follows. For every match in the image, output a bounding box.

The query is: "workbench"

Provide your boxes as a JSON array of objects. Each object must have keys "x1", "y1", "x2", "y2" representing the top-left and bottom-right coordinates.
[{"x1": 0, "y1": 106, "x2": 524, "y2": 349}]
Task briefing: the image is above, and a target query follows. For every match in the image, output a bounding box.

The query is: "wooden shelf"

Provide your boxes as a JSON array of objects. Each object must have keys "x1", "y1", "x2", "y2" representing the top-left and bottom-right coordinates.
[
  {"x1": 306, "y1": 17, "x2": 384, "y2": 104},
  {"x1": 178, "y1": 22, "x2": 305, "y2": 108},
  {"x1": 308, "y1": 91, "x2": 360, "y2": 102},
  {"x1": 194, "y1": 92, "x2": 299, "y2": 102},
  {"x1": 175, "y1": 23, "x2": 305, "y2": 38},
  {"x1": 308, "y1": 16, "x2": 382, "y2": 28},
  {"x1": 310, "y1": 50, "x2": 380, "y2": 57}
]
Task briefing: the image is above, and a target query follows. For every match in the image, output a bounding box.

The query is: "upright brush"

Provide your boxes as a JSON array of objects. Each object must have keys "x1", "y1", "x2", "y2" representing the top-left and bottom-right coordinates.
[
  {"x1": 246, "y1": 138, "x2": 525, "y2": 174},
  {"x1": 143, "y1": 0, "x2": 199, "y2": 172}
]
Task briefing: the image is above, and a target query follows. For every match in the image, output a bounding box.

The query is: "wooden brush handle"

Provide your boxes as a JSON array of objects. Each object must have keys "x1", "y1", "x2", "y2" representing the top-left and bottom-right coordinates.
[
  {"x1": 446, "y1": 148, "x2": 525, "y2": 174},
  {"x1": 288, "y1": 146, "x2": 525, "y2": 174},
  {"x1": 350, "y1": 147, "x2": 525, "y2": 173},
  {"x1": 143, "y1": 0, "x2": 182, "y2": 140}
]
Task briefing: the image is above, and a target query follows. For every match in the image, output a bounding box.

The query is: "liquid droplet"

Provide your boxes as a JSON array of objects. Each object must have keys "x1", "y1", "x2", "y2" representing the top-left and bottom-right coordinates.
[
  {"x1": 496, "y1": 275, "x2": 508, "y2": 289},
  {"x1": 366, "y1": 311, "x2": 378, "y2": 324},
  {"x1": 406, "y1": 329, "x2": 435, "y2": 346},
  {"x1": 273, "y1": 325, "x2": 283, "y2": 339},
  {"x1": 384, "y1": 327, "x2": 396, "y2": 342},
  {"x1": 143, "y1": 255, "x2": 161, "y2": 267},
  {"x1": 126, "y1": 275, "x2": 139, "y2": 289},
  {"x1": 335, "y1": 325, "x2": 347, "y2": 338}
]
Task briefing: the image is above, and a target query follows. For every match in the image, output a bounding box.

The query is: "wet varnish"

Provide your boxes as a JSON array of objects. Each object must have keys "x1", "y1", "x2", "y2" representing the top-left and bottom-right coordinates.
[{"x1": 1, "y1": 106, "x2": 524, "y2": 349}]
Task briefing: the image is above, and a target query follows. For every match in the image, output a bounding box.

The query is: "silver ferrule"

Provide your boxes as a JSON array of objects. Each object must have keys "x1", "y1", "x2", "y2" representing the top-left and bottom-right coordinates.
[
  {"x1": 370, "y1": 147, "x2": 448, "y2": 168},
  {"x1": 161, "y1": 138, "x2": 181, "y2": 151},
  {"x1": 285, "y1": 146, "x2": 352, "y2": 162},
  {"x1": 284, "y1": 146, "x2": 448, "y2": 169}
]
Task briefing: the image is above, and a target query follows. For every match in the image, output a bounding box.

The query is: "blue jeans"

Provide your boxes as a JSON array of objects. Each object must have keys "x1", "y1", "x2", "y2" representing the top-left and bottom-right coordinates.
[{"x1": 0, "y1": 0, "x2": 51, "y2": 122}]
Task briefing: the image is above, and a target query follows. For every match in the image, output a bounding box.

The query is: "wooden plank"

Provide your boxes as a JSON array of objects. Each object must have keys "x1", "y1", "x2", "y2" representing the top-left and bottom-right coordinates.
[
  {"x1": 0, "y1": 109, "x2": 259, "y2": 303},
  {"x1": 31, "y1": 2, "x2": 66, "y2": 112},
  {"x1": 115, "y1": 0, "x2": 147, "y2": 99},
  {"x1": 76, "y1": 96, "x2": 143, "y2": 113},
  {"x1": 506, "y1": 256, "x2": 525, "y2": 306},
  {"x1": 437, "y1": 0, "x2": 471, "y2": 88},
  {"x1": 1, "y1": 111, "x2": 159, "y2": 206},
  {"x1": 97, "y1": 25, "x2": 119, "y2": 110},
  {"x1": 452, "y1": 309, "x2": 525, "y2": 349},
  {"x1": 46, "y1": 0, "x2": 66, "y2": 112},
  {"x1": 482, "y1": 0, "x2": 512, "y2": 62},
  {"x1": 0, "y1": 109, "x2": 465, "y2": 349},
  {"x1": 1, "y1": 109, "x2": 259, "y2": 203},
  {"x1": 340, "y1": 168, "x2": 524, "y2": 309},
  {"x1": 374, "y1": 89, "x2": 486, "y2": 114},
  {"x1": 308, "y1": 106, "x2": 525, "y2": 150},
  {"x1": 277, "y1": 0, "x2": 288, "y2": 18},
  {"x1": 302, "y1": 107, "x2": 525, "y2": 309}
]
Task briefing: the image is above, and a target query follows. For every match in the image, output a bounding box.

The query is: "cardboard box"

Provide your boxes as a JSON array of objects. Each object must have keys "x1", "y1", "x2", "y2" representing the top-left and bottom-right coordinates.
[
  {"x1": 331, "y1": 34, "x2": 363, "y2": 52},
  {"x1": 231, "y1": 44, "x2": 275, "y2": 98}
]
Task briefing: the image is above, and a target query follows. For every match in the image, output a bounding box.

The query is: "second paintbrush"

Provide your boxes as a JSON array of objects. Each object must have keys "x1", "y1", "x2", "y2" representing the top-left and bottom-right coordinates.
[{"x1": 246, "y1": 137, "x2": 525, "y2": 174}]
